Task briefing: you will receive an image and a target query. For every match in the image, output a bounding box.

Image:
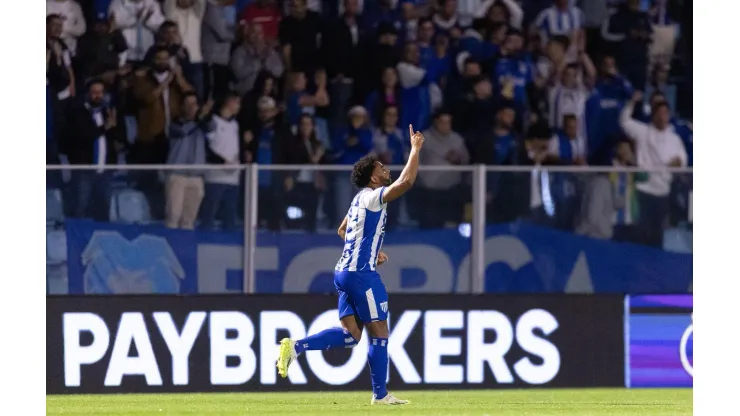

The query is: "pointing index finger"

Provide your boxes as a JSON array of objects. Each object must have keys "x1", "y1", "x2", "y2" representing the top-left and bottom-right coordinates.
[{"x1": 409, "y1": 124, "x2": 414, "y2": 138}]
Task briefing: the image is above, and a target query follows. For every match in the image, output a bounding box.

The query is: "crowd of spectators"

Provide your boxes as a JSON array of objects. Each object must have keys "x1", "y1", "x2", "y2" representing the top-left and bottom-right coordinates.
[{"x1": 46, "y1": 0, "x2": 693, "y2": 248}]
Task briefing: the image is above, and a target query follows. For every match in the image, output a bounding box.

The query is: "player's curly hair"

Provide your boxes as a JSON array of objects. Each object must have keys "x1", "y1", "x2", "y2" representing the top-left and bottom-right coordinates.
[{"x1": 350, "y1": 155, "x2": 379, "y2": 189}]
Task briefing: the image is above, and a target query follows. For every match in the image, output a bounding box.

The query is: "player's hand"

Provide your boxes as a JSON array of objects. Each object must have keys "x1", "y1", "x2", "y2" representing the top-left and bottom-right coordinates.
[
  {"x1": 377, "y1": 251, "x2": 388, "y2": 266},
  {"x1": 409, "y1": 124, "x2": 424, "y2": 150},
  {"x1": 631, "y1": 90, "x2": 644, "y2": 103}
]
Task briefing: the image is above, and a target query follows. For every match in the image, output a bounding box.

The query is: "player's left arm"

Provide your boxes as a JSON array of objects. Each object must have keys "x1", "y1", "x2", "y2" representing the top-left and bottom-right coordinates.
[{"x1": 337, "y1": 215, "x2": 348, "y2": 240}]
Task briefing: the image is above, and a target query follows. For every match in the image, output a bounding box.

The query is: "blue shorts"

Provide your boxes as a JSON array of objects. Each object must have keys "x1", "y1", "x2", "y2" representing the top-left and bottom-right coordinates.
[{"x1": 334, "y1": 270, "x2": 389, "y2": 323}]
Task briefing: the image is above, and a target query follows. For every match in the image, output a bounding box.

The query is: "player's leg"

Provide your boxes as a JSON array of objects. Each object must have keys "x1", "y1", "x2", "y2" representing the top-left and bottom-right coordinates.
[
  {"x1": 357, "y1": 274, "x2": 408, "y2": 405},
  {"x1": 276, "y1": 274, "x2": 362, "y2": 378}
]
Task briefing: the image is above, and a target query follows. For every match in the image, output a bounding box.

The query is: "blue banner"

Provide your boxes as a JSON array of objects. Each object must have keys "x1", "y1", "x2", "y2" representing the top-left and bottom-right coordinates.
[{"x1": 65, "y1": 219, "x2": 692, "y2": 295}]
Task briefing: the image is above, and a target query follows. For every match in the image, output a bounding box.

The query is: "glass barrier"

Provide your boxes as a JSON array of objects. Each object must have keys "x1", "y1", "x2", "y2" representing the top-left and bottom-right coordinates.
[
  {"x1": 46, "y1": 166, "x2": 247, "y2": 295},
  {"x1": 46, "y1": 165, "x2": 692, "y2": 295},
  {"x1": 255, "y1": 165, "x2": 475, "y2": 294},
  {"x1": 483, "y1": 167, "x2": 692, "y2": 252}
]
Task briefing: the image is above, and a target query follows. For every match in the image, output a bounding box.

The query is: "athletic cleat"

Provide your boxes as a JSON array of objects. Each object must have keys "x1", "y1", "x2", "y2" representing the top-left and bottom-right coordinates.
[
  {"x1": 276, "y1": 338, "x2": 297, "y2": 378},
  {"x1": 370, "y1": 393, "x2": 410, "y2": 405}
]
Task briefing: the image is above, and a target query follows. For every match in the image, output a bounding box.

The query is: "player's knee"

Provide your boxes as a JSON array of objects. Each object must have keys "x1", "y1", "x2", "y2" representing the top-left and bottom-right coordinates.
[{"x1": 343, "y1": 328, "x2": 360, "y2": 348}]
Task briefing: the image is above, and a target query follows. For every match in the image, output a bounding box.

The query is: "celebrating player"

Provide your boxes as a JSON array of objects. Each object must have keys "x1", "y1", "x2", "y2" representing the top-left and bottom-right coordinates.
[{"x1": 276, "y1": 124, "x2": 425, "y2": 405}]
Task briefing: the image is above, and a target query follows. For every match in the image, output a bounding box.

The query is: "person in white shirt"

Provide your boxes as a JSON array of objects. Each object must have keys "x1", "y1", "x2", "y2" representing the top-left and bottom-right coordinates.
[
  {"x1": 164, "y1": 0, "x2": 207, "y2": 100},
  {"x1": 46, "y1": 0, "x2": 86, "y2": 55},
  {"x1": 109, "y1": 0, "x2": 166, "y2": 63},
  {"x1": 620, "y1": 90, "x2": 687, "y2": 247},
  {"x1": 548, "y1": 57, "x2": 594, "y2": 138},
  {"x1": 201, "y1": 92, "x2": 242, "y2": 230}
]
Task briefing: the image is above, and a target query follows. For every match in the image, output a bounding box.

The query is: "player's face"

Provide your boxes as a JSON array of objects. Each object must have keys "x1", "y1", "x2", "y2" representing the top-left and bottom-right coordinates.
[{"x1": 373, "y1": 162, "x2": 392, "y2": 186}]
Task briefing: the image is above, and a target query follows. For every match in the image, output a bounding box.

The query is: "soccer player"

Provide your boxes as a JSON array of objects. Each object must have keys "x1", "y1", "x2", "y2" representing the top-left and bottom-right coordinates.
[{"x1": 276, "y1": 124, "x2": 425, "y2": 405}]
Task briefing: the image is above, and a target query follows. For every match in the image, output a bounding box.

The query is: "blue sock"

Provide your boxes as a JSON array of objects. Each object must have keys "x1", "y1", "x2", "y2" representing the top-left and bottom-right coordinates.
[
  {"x1": 295, "y1": 328, "x2": 358, "y2": 355},
  {"x1": 368, "y1": 337, "x2": 389, "y2": 399}
]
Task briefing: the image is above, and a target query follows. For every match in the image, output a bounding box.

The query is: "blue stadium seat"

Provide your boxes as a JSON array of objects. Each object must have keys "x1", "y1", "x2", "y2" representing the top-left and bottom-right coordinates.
[
  {"x1": 46, "y1": 189, "x2": 64, "y2": 224},
  {"x1": 46, "y1": 229, "x2": 67, "y2": 265},
  {"x1": 110, "y1": 188, "x2": 152, "y2": 224}
]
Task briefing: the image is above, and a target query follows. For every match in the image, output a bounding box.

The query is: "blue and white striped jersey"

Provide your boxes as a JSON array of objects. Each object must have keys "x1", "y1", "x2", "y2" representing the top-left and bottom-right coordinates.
[
  {"x1": 335, "y1": 187, "x2": 388, "y2": 272},
  {"x1": 534, "y1": 6, "x2": 584, "y2": 40}
]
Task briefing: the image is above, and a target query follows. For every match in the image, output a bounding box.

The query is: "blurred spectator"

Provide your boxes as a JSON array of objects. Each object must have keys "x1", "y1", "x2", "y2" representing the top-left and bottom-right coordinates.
[
  {"x1": 601, "y1": 0, "x2": 652, "y2": 90},
  {"x1": 365, "y1": 67, "x2": 401, "y2": 125},
  {"x1": 620, "y1": 90, "x2": 686, "y2": 247},
  {"x1": 547, "y1": 54, "x2": 595, "y2": 137},
  {"x1": 279, "y1": 0, "x2": 323, "y2": 74},
  {"x1": 609, "y1": 138, "x2": 647, "y2": 243},
  {"x1": 202, "y1": 0, "x2": 237, "y2": 99},
  {"x1": 533, "y1": 0, "x2": 585, "y2": 50},
  {"x1": 285, "y1": 72, "x2": 323, "y2": 127},
  {"x1": 399, "y1": 0, "x2": 432, "y2": 42},
  {"x1": 144, "y1": 21, "x2": 192, "y2": 77},
  {"x1": 76, "y1": 14, "x2": 129, "y2": 83},
  {"x1": 362, "y1": 22, "x2": 401, "y2": 99},
  {"x1": 575, "y1": 172, "x2": 614, "y2": 240},
  {"x1": 323, "y1": 0, "x2": 365, "y2": 126},
  {"x1": 520, "y1": 122, "x2": 556, "y2": 225},
  {"x1": 548, "y1": 114, "x2": 585, "y2": 165},
  {"x1": 47, "y1": 14, "x2": 77, "y2": 157},
  {"x1": 109, "y1": 0, "x2": 165, "y2": 64},
  {"x1": 310, "y1": 69, "x2": 333, "y2": 147},
  {"x1": 201, "y1": 93, "x2": 242, "y2": 230},
  {"x1": 373, "y1": 105, "x2": 407, "y2": 166},
  {"x1": 284, "y1": 115, "x2": 326, "y2": 232},
  {"x1": 332, "y1": 106, "x2": 373, "y2": 215},
  {"x1": 165, "y1": 93, "x2": 214, "y2": 230},
  {"x1": 416, "y1": 17, "x2": 435, "y2": 68},
  {"x1": 362, "y1": 0, "x2": 403, "y2": 34},
  {"x1": 397, "y1": 42, "x2": 442, "y2": 130},
  {"x1": 432, "y1": 0, "x2": 462, "y2": 40},
  {"x1": 240, "y1": 0, "x2": 282, "y2": 44},
  {"x1": 245, "y1": 97, "x2": 290, "y2": 230},
  {"x1": 372, "y1": 104, "x2": 406, "y2": 230},
  {"x1": 644, "y1": 63, "x2": 676, "y2": 117},
  {"x1": 132, "y1": 46, "x2": 194, "y2": 165},
  {"x1": 474, "y1": 104, "x2": 518, "y2": 223},
  {"x1": 418, "y1": 110, "x2": 470, "y2": 228},
  {"x1": 576, "y1": 0, "x2": 609, "y2": 55},
  {"x1": 457, "y1": 76, "x2": 496, "y2": 149},
  {"x1": 647, "y1": 0, "x2": 677, "y2": 73},
  {"x1": 587, "y1": 54, "x2": 632, "y2": 164},
  {"x1": 230, "y1": 23, "x2": 284, "y2": 96},
  {"x1": 492, "y1": 29, "x2": 532, "y2": 121},
  {"x1": 46, "y1": 0, "x2": 87, "y2": 56},
  {"x1": 65, "y1": 79, "x2": 125, "y2": 220},
  {"x1": 47, "y1": 15, "x2": 77, "y2": 101},
  {"x1": 446, "y1": 56, "x2": 481, "y2": 114},
  {"x1": 477, "y1": 0, "x2": 523, "y2": 29},
  {"x1": 238, "y1": 70, "x2": 280, "y2": 131},
  {"x1": 426, "y1": 32, "x2": 452, "y2": 86},
  {"x1": 164, "y1": 0, "x2": 207, "y2": 100}
]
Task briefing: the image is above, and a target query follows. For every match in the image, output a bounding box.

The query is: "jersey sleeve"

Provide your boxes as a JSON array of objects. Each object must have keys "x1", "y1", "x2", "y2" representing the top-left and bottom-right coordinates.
[{"x1": 364, "y1": 187, "x2": 387, "y2": 211}]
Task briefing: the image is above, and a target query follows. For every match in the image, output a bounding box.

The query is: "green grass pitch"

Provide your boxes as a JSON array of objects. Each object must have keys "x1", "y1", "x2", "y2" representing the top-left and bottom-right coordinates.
[{"x1": 47, "y1": 388, "x2": 692, "y2": 415}]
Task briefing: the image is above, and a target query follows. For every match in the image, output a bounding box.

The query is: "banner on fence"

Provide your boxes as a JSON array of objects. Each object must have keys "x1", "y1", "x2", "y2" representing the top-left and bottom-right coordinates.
[
  {"x1": 625, "y1": 294, "x2": 693, "y2": 388},
  {"x1": 46, "y1": 294, "x2": 625, "y2": 394},
  {"x1": 64, "y1": 219, "x2": 692, "y2": 294}
]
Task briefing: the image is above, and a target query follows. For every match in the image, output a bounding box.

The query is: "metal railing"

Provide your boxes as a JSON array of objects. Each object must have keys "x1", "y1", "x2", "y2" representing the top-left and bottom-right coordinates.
[{"x1": 46, "y1": 164, "x2": 694, "y2": 294}]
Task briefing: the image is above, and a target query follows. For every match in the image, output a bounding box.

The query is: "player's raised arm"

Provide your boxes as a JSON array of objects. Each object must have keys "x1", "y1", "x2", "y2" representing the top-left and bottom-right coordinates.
[{"x1": 382, "y1": 125, "x2": 425, "y2": 203}]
